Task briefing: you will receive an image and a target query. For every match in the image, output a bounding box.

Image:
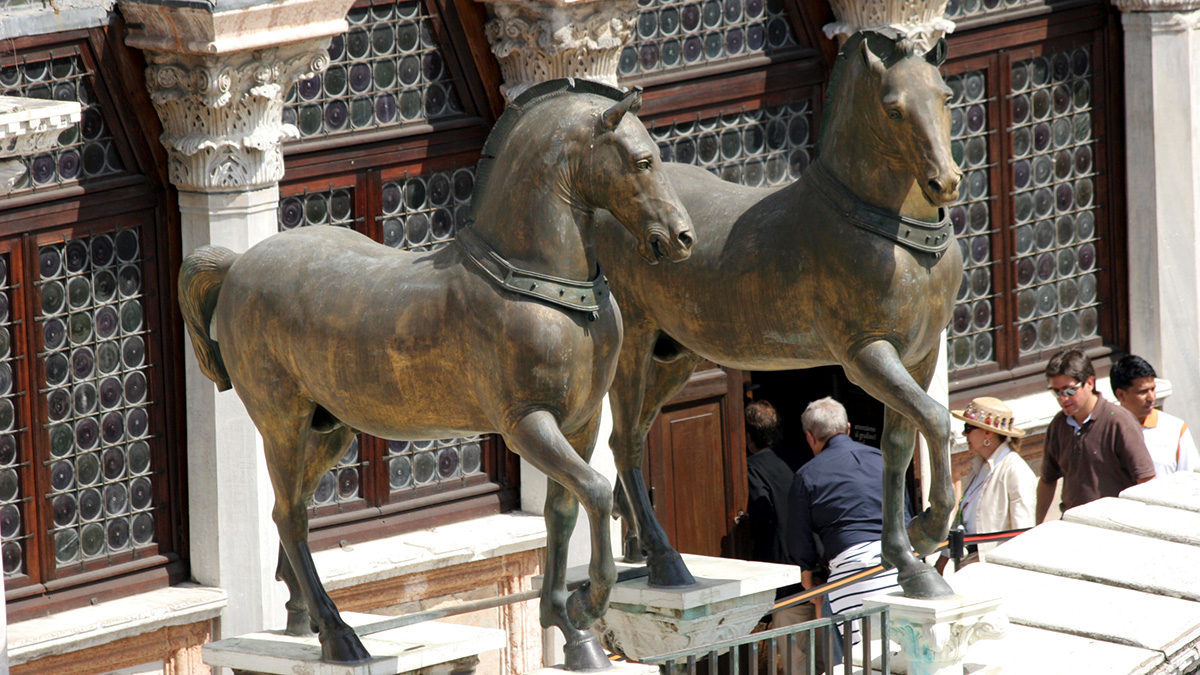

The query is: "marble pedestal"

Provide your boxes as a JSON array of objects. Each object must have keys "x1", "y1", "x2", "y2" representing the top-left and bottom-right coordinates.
[
  {"x1": 549, "y1": 554, "x2": 803, "y2": 662},
  {"x1": 862, "y1": 593, "x2": 1005, "y2": 675},
  {"x1": 202, "y1": 612, "x2": 505, "y2": 675}
]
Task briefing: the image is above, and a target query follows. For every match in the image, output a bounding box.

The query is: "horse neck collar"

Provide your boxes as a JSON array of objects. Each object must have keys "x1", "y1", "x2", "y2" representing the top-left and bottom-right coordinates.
[
  {"x1": 455, "y1": 224, "x2": 609, "y2": 319},
  {"x1": 809, "y1": 161, "x2": 953, "y2": 257}
]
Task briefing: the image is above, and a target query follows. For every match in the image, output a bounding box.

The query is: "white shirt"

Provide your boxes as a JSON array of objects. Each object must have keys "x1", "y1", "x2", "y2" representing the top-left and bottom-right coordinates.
[{"x1": 1141, "y1": 409, "x2": 1200, "y2": 477}]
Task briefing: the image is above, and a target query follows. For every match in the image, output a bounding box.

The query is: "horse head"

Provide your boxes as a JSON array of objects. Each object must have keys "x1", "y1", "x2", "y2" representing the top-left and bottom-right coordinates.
[
  {"x1": 582, "y1": 88, "x2": 695, "y2": 264},
  {"x1": 840, "y1": 31, "x2": 961, "y2": 208}
]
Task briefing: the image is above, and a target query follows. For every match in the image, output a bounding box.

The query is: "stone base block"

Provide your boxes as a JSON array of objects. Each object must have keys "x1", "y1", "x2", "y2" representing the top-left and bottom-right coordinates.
[
  {"x1": 202, "y1": 612, "x2": 505, "y2": 675},
  {"x1": 555, "y1": 554, "x2": 802, "y2": 662},
  {"x1": 526, "y1": 659, "x2": 659, "y2": 675},
  {"x1": 863, "y1": 592, "x2": 1006, "y2": 675}
]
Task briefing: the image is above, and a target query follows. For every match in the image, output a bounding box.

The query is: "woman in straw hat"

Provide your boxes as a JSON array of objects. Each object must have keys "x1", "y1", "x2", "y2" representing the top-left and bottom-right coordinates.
[{"x1": 944, "y1": 396, "x2": 1037, "y2": 567}]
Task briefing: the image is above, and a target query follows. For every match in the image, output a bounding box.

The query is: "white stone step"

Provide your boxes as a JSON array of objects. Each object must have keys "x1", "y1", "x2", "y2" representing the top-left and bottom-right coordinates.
[{"x1": 949, "y1": 562, "x2": 1200, "y2": 653}]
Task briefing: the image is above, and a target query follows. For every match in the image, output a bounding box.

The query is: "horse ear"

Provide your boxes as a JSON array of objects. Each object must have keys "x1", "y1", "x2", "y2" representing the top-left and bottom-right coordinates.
[
  {"x1": 860, "y1": 36, "x2": 886, "y2": 77},
  {"x1": 598, "y1": 87, "x2": 643, "y2": 133},
  {"x1": 925, "y1": 37, "x2": 949, "y2": 67}
]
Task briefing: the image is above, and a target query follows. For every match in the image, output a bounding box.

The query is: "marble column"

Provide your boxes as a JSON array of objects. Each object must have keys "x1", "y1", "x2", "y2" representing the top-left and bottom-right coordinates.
[
  {"x1": 822, "y1": 0, "x2": 956, "y2": 48},
  {"x1": 120, "y1": 0, "x2": 351, "y2": 640},
  {"x1": 1114, "y1": 1, "x2": 1200, "y2": 429},
  {"x1": 476, "y1": 0, "x2": 636, "y2": 102}
]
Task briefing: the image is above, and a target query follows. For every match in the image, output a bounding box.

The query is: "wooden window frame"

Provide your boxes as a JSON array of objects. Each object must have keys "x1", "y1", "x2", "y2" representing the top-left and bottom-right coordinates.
[{"x1": 943, "y1": 3, "x2": 1129, "y2": 397}]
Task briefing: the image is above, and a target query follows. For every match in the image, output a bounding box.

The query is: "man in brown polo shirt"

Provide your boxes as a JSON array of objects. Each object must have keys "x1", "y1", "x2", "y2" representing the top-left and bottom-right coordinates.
[{"x1": 1035, "y1": 349, "x2": 1156, "y2": 524}]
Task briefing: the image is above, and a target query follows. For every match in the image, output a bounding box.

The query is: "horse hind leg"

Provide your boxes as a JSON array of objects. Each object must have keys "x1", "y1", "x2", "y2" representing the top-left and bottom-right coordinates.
[
  {"x1": 262, "y1": 411, "x2": 370, "y2": 664},
  {"x1": 842, "y1": 340, "x2": 953, "y2": 600},
  {"x1": 507, "y1": 410, "x2": 613, "y2": 671},
  {"x1": 608, "y1": 328, "x2": 701, "y2": 587}
]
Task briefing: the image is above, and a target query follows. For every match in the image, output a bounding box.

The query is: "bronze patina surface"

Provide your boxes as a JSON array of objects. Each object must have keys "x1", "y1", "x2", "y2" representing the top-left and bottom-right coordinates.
[
  {"x1": 178, "y1": 79, "x2": 693, "y2": 668},
  {"x1": 595, "y1": 31, "x2": 964, "y2": 600}
]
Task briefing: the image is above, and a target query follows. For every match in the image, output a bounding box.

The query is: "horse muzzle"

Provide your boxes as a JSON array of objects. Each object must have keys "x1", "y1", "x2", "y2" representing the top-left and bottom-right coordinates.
[
  {"x1": 923, "y1": 169, "x2": 962, "y2": 207},
  {"x1": 646, "y1": 227, "x2": 693, "y2": 264}
]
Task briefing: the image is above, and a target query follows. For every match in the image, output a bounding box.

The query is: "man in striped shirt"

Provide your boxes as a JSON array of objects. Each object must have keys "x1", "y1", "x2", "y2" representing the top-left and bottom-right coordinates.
[
  {"x1": 786, "y1": 397, "x2": 903, "y2": 650},
  {"x1": 1111, "y1": 355, "x2": 1200, "y2": 477}
]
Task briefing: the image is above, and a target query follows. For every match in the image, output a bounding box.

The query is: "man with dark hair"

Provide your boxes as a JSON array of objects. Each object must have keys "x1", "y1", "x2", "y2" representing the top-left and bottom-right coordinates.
[
  {"x1": 745, "y1": 400, "x2": 801, "y2": 565},
  {"x1": 1036, "y1": 349, "x2": 1156, "y2": 523},
  {"x1": 1111, "y1": 354, "x2": 1199, "y2": 477}
]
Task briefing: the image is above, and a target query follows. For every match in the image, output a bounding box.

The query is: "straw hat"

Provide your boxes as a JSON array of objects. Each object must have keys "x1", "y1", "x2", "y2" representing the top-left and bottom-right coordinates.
[{"x1": 951, "y1": 396, "x2": 1026, "y2": 438}]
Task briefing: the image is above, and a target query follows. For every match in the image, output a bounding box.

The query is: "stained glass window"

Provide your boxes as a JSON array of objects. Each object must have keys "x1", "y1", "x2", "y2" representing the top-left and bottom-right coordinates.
[
  {"x1": 1010, "y1": 47, "x2": 1098, "y2": 354},
  {"x1": 945, "y1": 0, "x2": 1035, "y2": 21},
  {"x1": 0, "y1": 256, "x2": 26, "y2": 577},
  {"x1": 379, "y1": 167, "x2": 474, "y2": 252},
  {"x1": 278, "y1": 188, "x2": 356, "y2": 231},
  {"x1": 283, "y1": 0, "x2": 465, "y2": 139},
  {"x1": 38, "y1": 229, "x2": 157, "y2": 568},
  {"x1": 947, "y1": 70, "x2": 995, "y2": 370},
  {"x1": 620, "y1": 0, "x2": 798, "y2": 78},
  {"x1": 0, "y1": 53, "x2": 124, "y2": 193},
  {"x1": 651, "y1": 100, "x2": 813, "y2": 186}
]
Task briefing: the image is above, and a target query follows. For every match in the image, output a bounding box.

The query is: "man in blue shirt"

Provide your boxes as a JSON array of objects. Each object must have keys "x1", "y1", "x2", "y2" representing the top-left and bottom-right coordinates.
[{"x1": 787, "y1": 396, "x2": 901, "y2": 647}]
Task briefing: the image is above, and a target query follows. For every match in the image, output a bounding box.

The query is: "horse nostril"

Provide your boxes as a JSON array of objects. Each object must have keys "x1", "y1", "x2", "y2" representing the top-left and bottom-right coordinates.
[
  {"x1": 678, "y1": 231, "x2": 694, "y2": 248},
  {"x1": 928, "y1": 179, "x2": 944, "y2": 195}
]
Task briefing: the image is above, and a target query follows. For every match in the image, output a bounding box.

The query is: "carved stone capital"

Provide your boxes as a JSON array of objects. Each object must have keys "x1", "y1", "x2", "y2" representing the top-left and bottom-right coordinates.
[
  {"x1": 822, "y1": 0, "x2": 956, "y2": 49},
  {"x1": 478, "y1": 0, "x2": 637, "y2": 101},
  {"x1": 889, "y1": 611, "x2": 1007, "y2": 674},
  {"x1": 143, "y1": 42, "x2": 330, "y2": 192},
  {"x1": 865, "y1": 594, "x2": 1006, "y2": 675},
  {"x1": 1114, "y1": 0, "x2": 1200, "y2": 18}
]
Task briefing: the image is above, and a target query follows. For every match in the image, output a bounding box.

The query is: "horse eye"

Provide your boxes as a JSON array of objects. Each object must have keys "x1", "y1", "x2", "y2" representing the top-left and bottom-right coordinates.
[
  {"x1": 887, "y1": 109, "x2": 903, "y2": 121},
  {"x1": 635, "y1": 158, "x2": 653, "y2": 171}
]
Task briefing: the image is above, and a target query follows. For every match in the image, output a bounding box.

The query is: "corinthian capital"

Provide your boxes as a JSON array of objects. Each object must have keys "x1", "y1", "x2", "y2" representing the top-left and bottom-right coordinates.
[
  {"x1": 478, "y1": 0, "x2": 637, "y2": 101},
  {"x1": 823, "y1": 0, "x2": 956, "y2": 49},
  {"x1": 143, "y1": 42, "x2": 329, "y2": 192}
]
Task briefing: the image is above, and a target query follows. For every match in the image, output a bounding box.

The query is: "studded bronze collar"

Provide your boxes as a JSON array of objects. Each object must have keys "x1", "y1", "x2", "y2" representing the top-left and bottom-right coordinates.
[
  {"x1": 809, "y1": 161, "x2": 954, "y2": 256},
  {"x1": 455, "y1": 225, "x2": 609, "y2": 319}
]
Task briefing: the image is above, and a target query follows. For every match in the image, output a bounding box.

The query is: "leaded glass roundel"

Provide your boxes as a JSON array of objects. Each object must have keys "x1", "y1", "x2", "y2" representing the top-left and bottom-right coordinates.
[
  {"x1": 387, "y1": 437, "x2": 485, "y2": 495},
  {"x1": 0, "y1": 255, "x2": 27, "y2": 578},
  {"x1": 1010, "y1": 47, "x2": 1099, "y2": 355},
  {"x1": 283, "y1": 1, "x2": 465, "y2": 139},
  {"x1": 36, "y1": 229, "x2": 158, "y2": 569},
  {"x1": 0, "y1": 54, "x2": 125, "y2": 195},
  {"x1": 650, "y1": 99, "x2": 813, "y2": 187},
  {"x1": 945, "y1": 69, "x2": 995, "y2": 372},
  {"x1": 620, "y1": 0, "x2": 798, "y2": 77},
  {"x1": 378, "y1": 167, "x2": 474, "y2": 251},
  {"x1": 278, "y1": 188, "x2": 356, "y2": 232}
]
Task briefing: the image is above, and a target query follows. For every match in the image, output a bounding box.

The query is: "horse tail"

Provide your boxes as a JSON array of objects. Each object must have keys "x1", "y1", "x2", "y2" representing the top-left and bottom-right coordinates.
[{"x1": 178, "y1": 246, "x2": 238, "y2": 392}]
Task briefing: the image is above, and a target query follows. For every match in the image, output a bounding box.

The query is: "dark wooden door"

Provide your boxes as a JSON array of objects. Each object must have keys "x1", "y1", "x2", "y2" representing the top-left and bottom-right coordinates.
[{"x1": 644, "y1": 365, "x2": 749, "y2": 558}]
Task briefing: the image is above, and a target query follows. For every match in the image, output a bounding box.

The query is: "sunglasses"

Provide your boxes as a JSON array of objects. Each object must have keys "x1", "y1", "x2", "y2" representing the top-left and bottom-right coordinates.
[
  {"x1": 1048, "y1": 383, "x2": 1082, "y2": 399},
  {"x1": 962, "y1": 424, "x2": 980, "y2": 436}
]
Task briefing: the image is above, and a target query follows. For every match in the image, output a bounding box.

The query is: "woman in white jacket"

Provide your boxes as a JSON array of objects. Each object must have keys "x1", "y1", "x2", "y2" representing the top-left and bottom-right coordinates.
[{"x1": 946, "y1": 396, "x2": 1037, "y2": 567}]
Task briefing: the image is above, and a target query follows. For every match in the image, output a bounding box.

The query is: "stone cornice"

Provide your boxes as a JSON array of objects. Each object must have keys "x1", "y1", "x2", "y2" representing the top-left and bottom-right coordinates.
[
  {"x1": 143, "y1": 42, "x2": 329, "y2": 192},
  {"x1": 0, "y1": 96, "x2": 82, "y2": 193},
  {"x1": 478, "y1": 0, "x2": 636, "y2": 101},
  {"x1": 1112, "y1": 0, "x2": 1200, "y2": 13},
  {"x1": 119, "y1": 0, "x2": 351, "y2": 55}
]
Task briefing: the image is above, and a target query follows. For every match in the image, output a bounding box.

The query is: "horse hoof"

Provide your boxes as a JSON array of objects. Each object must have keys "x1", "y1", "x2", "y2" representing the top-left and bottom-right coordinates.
[
  {"x1": 898, "y1": 563, "x2": 955, "y2": 600},
  {"x1": 564, "y1": 634, "x2": 611, "y2": 671},
  {"x1": 647, "y1": 549, "x2": 696, "y2": 588},
  {"x1": 908, "y1": 510, "x2": 949, "y2": 557},
  {"x1": 320, "y1": 631, "x2": 372, "y2": 665}
]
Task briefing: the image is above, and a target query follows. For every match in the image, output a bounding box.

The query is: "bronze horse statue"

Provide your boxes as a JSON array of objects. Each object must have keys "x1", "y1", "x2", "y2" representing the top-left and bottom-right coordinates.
[
  {"x1": 178, "y1": 79, "x2": 694, "y2": 667},
  {"x1": 596, "y1": 30, "x2": 963, "y2": 600}
]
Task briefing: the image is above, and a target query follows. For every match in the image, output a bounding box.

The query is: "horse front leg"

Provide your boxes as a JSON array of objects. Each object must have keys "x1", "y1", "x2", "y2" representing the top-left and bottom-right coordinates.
[
  {"x1": 608, "y1": 328, "x2": 700, "y2": 587},
  {"x1": 506, "y1": 410, "x2": 614, "y2": 671},
  {"x1": 844, "y1": 341, "x2": 954, "y2": 600}
]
